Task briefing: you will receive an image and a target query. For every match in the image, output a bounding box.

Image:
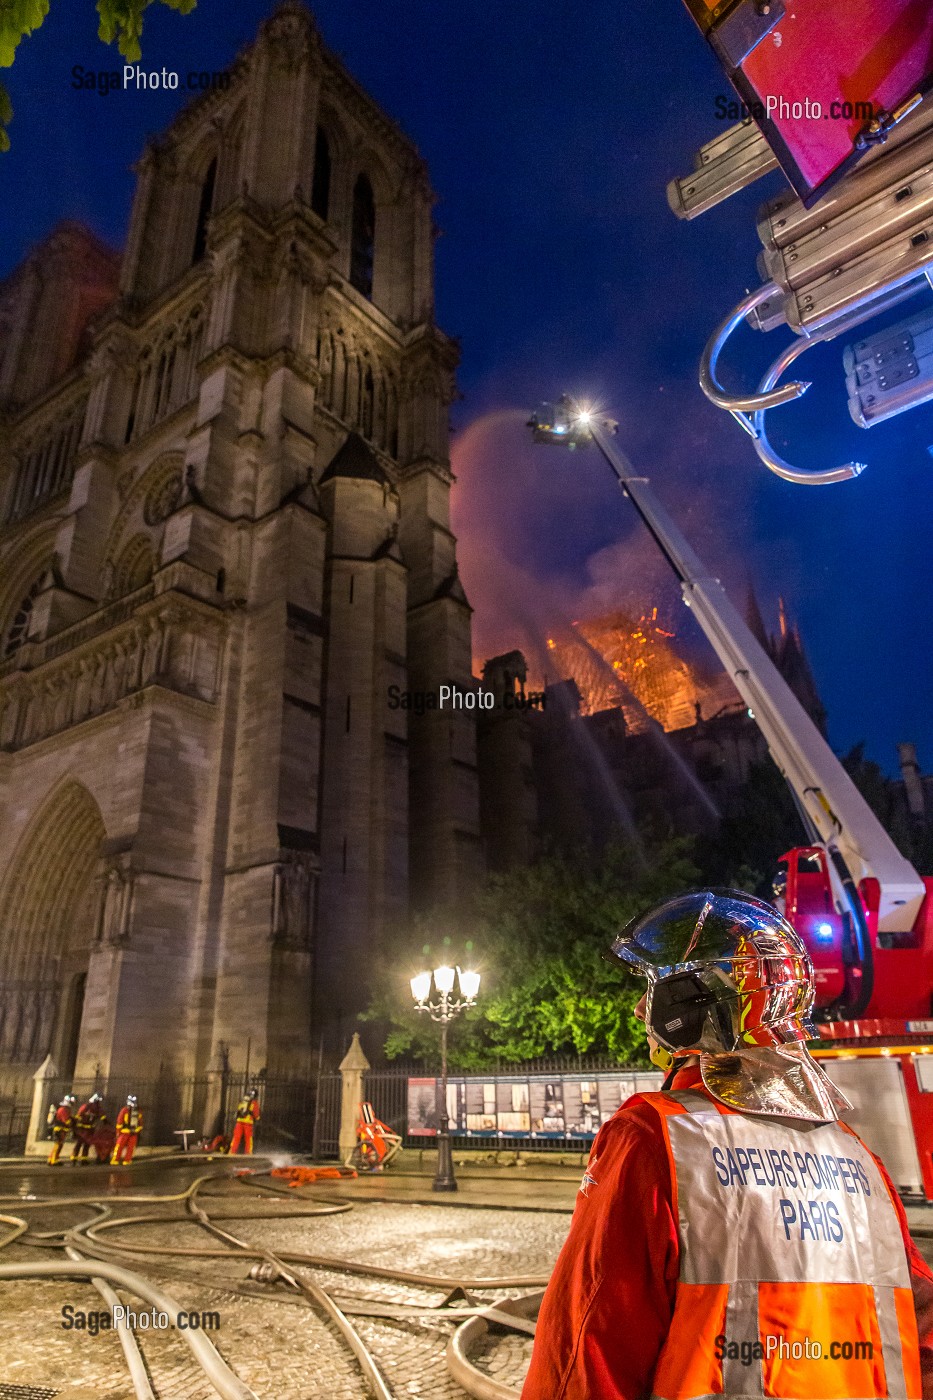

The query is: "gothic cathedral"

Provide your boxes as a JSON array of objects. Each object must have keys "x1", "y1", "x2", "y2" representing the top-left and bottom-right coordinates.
[{"x1": 0, "y1": 2, "x2": 482, "y2": 1091}]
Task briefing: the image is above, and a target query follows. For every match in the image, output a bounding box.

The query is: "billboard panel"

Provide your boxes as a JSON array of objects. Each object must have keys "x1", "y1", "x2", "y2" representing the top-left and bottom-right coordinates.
[{"x1": 408, "y1": 1070, "x2": 664, "y2": 1139}]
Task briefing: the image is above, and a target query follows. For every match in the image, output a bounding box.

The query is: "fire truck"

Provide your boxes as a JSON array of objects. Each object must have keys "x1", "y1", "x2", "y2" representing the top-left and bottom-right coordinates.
[{"x1": 529, "y1": 398, "x2": 933, "y2": 1197}]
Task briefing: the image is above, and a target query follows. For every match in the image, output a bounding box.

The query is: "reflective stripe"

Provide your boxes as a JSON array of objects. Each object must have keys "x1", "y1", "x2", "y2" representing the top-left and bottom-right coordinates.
[
  {"x1": 893, "y1": 1287, "x2": 923, "y2": 1400},
  {"x1": 874, "y1": 1285, "x2": 909, "y2": 1400},
  {"x1": 722, "y1": 1277, "x2": 763, "y2": 1398},
  {"x1": 641, "y1": 1091, "x2": 920, "y2": 1400}
]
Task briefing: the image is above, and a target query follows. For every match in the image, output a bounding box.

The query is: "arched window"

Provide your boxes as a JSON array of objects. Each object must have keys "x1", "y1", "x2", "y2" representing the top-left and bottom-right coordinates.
[
  {"x1": 350, "y1": 174, "x2": 375, "y2": 299},
  {"x1": 311, "y1": 127, "x2": 331, "y2": 220},
  {"x1": 3, "y1": 576, "x2": 43, "y2": 657},
  {"x1": 111, "y1": 535, "x2": 155, "y2": 598},
  {"x1": 191, "y1": 158, "x2": 217, "y2": 265}
]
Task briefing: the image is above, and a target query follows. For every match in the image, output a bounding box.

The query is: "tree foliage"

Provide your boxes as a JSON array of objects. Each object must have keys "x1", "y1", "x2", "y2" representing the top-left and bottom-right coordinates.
[
  {"x1": 696, "y1": 755, "x2": 806, "y2": 896},
  {"x1": 363, "y1": 837, "x2": 699, "y2": 1070},
  {"x1": 698, "y1": 744, "x2": 933, "y2": 892},
  {"x1": 842, "y1": 743, "x2": 933, "y2": 873},
  {"x1": 0, "y1": 0, "x2": 196, "y2": 150}
]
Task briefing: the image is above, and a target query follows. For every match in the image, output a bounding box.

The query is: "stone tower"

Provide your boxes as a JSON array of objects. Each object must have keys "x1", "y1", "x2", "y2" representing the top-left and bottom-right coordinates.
[{"x1": 0, "y1": 2, "x2": 481, "y2": 1089}]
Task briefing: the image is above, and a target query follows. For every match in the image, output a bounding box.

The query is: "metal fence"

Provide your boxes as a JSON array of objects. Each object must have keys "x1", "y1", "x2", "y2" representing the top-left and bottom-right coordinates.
[
  {"x1": 37, "y1": 1071, "x2": 320, "y2": 1154},
  {"x1": 358, "y1": 1063, "x2": 663, "y2": 1157},
  {"x1": 311, "y1": 1070, "x2": 342, "y2": 1159},
  {"x1": 0, "y1": 1094, "x2": 29, "y2": 1155},
  {"x1": 19, "y1": 1056, "x2": 658, "y2": 1161}
]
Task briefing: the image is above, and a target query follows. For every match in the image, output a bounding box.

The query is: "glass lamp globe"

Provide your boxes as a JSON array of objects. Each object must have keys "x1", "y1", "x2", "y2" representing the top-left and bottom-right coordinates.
[
  {"x1": 433, "y1": 964, "x2": 456, "y2": 994},
  {"x1": 459, "y1": 969, "x2": 481, "y2": 1000},
  {"x1": 410, "y1": 971, "x2": 432, "y2": 1004}
]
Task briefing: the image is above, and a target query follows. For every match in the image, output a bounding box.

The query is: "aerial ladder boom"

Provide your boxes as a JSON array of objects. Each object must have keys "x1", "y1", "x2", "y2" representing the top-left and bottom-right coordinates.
[{"x1": 528, "y1": 400, "x2": 926, "y2": 951}]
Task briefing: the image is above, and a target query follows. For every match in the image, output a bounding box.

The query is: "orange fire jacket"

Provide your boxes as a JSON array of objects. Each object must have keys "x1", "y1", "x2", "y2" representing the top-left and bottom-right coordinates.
[{"x1": 521, "y1": 1064, "x2": 933, "y2": 1400}]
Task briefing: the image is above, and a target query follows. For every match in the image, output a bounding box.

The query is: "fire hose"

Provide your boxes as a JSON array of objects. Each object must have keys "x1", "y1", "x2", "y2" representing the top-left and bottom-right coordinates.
[
  {"x1": 0, "y1": 1256, "x2": 259, "y2": 1400},
  {"x1": 64, "y1": 1243, "x2": 156, "y2": 1400},
  {"x1": 0, "y1": 1168, "x2": 547, "y2": 1399}
]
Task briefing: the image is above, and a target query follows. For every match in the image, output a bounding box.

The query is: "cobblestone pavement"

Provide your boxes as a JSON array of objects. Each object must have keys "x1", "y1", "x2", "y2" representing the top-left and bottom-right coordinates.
[
  {"x1": 7, "y1": 1159, "x2": 927, "y2": 1400},
  {"x1": 0, "y1": 1178, "x2": 569, "y2": 1400}
]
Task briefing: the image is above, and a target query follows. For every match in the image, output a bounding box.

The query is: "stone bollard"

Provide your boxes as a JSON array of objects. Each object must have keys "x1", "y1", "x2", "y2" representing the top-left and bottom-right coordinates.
[
  {"x1": 338, "y1": 1032, "x2": 370, "y2": 1164},
  {"x1": 25, "y1": 1055, "x2": 58, "y2": 1157}
]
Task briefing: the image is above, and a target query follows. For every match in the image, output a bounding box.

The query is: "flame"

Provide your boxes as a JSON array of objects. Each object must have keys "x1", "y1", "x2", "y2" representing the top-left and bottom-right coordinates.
[{"x1": 544, "y1": 609, "x2": 739, "y2": 732}]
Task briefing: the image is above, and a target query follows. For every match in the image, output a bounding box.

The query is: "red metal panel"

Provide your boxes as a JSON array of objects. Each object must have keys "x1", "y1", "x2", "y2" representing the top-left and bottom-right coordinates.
[
  {"x1": 741, "y1": 0, "x2": 933, "y2": 198},
  {"x1": 682, "y1": 0, "x2": 933, "y2": 201}
]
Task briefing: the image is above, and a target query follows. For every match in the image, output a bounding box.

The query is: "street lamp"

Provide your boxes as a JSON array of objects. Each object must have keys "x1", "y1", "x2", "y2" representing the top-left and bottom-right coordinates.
[{"x1": 410, "y1": 964, "x2": 481, "y2": 1192}]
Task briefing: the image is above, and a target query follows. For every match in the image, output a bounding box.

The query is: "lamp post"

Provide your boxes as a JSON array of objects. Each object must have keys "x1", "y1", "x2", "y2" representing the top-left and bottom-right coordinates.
[{"x1": 410, "y1": 964, "x2": 480, "y2": 1192}]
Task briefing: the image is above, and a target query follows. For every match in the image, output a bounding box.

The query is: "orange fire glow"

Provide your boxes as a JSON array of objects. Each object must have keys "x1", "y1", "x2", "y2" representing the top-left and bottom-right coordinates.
[{"x1": 545, "y1": 609, "x2": 740, "y2": 732}]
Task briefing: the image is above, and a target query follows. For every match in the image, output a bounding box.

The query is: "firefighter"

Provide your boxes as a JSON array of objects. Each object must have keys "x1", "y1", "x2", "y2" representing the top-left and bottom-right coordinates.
[
  {"x1": 71, "y1": 1092, "x2": 103, "y2": 1163},
  {"x1": 47, "y1": 1095, "x2": 76, "y2": 1165},
  {"x1": 91, "y1": 1110, "x2": 116, "y2": 1164},
  {"x1": 522, "y1": 890, "x2": 933, "y2": 1400},
  {"x1": 111, "y1": 1094, "x2": 143, "y2": 1165},
  {"x1": 229, "y1": 1087, "x2": 260, "y2": 1154}
]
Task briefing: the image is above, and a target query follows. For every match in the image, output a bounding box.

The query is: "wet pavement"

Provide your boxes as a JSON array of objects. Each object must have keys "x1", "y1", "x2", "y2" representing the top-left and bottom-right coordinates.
[
  {"x1": 2, "y1": 1151, "x2": 933, "y2": 1399},
  {"x1": 0, "y1": 1154, "x2": 563, "y2": 1399}
]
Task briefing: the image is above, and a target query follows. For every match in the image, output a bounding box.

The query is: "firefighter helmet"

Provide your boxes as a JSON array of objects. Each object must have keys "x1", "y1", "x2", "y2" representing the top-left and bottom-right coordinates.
[
  {"x1": 89, "y1": 1093, "x2": 102, "y2": 1105},
  {"x1": 61, "y1": 1095, "x2": 76, "y2": 1106},
  {"x1": 126, "y1": 1094, "x2": 138, "y2": 1106},
  {"x1": 609, "y1": 889, "x2": 850, "y2": 1121}
]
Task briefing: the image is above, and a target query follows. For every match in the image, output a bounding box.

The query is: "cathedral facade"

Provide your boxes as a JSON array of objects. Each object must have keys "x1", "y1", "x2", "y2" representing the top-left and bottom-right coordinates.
[{"x1": 0, "y1": 2, "x2": 481, "y2": 1092}]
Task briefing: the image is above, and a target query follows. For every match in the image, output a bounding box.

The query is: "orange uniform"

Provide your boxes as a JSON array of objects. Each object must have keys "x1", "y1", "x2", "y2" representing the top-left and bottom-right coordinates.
[
  {"x1": 522, "y1": 1064, "x2": 933, "y2": 1400},
  {"x1": 71, "y1": 1100, "x2": 101, "y2": 1162},
  {"x1": 230, "y1": 1095, "x2": 260, "y2": 1154},
  {"x1": 111, "y1": 1102, "x2": 143, "y2": 1164},
  {"x1": 47, "y1": 1102, "x2": 74, "y2": 1165}
]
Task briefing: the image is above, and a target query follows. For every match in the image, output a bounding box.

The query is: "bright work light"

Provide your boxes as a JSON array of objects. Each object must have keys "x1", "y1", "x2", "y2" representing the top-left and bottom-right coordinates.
[{"x1": 528, "y1": 398, "x2": 597, "y2": 449}]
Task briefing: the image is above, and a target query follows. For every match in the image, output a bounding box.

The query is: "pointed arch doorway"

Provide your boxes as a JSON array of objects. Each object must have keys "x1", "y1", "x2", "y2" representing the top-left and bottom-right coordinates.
[{"x1": 0, "y1": 782, "x2": 106, "y2": 1086}]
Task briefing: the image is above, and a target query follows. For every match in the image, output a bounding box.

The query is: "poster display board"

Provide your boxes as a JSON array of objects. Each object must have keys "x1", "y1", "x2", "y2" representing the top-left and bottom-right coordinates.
[{"x1": 407, "y1": 1070, "x2": 664, "y2": 1139}]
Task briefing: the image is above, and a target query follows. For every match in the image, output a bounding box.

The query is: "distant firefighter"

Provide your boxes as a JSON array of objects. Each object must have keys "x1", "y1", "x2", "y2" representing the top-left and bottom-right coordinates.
[
  {"x1": 47, "y1": 1095, "x2": 76, "y2": 1165},
  {"x1": 71, "y1": 1092, "x2": 104, "y2": 1163},
  {"x1": 111, "y1": 1095, "x2": 143, "y2": 1165},
  {"x1": 229, "y1": 1088, "x2": 261, "y2": 1154},
  {"x1": 92, "y1": 1112, "x2": 116, "y2": 1164}
]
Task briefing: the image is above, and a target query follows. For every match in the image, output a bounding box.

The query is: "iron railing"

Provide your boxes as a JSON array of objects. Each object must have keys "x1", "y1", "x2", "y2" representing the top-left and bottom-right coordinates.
[{"x1": 0, "y1": 1095, "x2": 30, "y2": 1155}]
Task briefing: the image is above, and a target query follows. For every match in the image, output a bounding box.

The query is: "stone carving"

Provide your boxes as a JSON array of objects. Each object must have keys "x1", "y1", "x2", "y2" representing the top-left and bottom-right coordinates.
[
  {"x1": 97, "y1": 859, "x2": 134, "y2": 946},
  {"x1": 271, "y1": 853, "x2": 317, "y2": 951},
  {"x1": 143, "y1": 470, "x2": 184, "y2": 525},
  {"x1": 0, "y1": 979, "x2": 59, "y2": 1063},
  {"x1": 0, "y1": 598, "x2": 225, "y2": 752}
]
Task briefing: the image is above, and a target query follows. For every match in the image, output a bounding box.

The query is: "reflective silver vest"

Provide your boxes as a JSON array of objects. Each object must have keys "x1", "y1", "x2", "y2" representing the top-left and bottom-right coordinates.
[{"x1": 641, "y1": 1090, "x2": 921, "y2": 1400}]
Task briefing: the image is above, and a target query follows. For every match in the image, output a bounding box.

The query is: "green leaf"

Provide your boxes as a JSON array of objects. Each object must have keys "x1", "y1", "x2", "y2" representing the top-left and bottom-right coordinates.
[
  {"x1": 96, "y1": 0, "x2": 197, "y2": 63},
  {"x1": 361, "y1": 835, "x2": 697, "y2": 1069},
  {"x1": 0, "y1": 1, "x2": 50, "y2": 68}
]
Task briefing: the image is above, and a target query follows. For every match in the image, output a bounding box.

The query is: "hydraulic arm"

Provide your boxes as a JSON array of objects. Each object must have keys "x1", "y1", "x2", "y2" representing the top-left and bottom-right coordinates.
[{"x1": 528, "y1": 400, "x2": 926, "y2": 948}]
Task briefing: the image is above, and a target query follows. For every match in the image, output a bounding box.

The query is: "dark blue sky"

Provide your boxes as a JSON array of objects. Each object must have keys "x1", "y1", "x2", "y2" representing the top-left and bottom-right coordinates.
[{"x1": 3, "y1": 0, "x2": 931, "y2": 775}]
